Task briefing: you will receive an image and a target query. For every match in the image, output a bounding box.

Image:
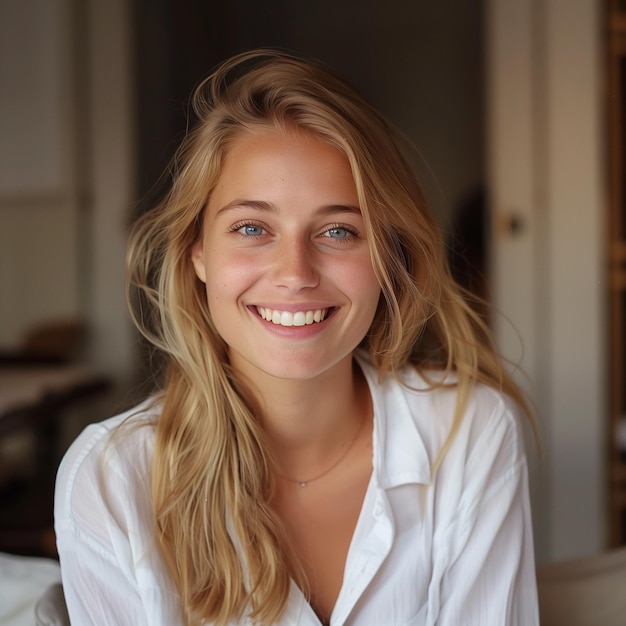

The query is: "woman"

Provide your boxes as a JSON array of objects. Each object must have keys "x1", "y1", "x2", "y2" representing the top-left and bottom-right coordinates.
[{"x1": 55, "y1": 50, "x2": 539, "y2": 625}]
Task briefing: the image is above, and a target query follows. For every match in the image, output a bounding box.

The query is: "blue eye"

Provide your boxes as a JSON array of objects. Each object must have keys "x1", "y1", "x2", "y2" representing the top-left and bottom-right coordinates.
[
  {"x1": 325, "y1": 225, "x2": 359, "y2": 240},
  {"x1": 327, "y1": 227, "x2": 350, "y2": 239},
  {"x1": 235, "y1": 223, "x2": 265, "y2": 236}
]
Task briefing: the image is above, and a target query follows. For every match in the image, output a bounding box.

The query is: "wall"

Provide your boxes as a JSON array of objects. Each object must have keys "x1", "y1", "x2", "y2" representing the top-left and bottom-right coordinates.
[
  {"x1": 543, "y1": 0, "x2": 606, "y2": 561},
  {"x1": 0, "y1": 0, "x2": 80, "y2": 347},
  {"x1": 87, "y1": 0, "x2": 136, "y2": 382},
  {"x1": 0, "y1": 0, "x2": 136, "y2": 391},
  {"x1": 487, "y1": 0, "x2": 606, "y2": 561}
]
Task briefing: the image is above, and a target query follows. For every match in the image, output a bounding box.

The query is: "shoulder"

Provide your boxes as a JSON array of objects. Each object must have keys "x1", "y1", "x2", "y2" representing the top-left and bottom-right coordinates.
[
  {"x1": 54, "y1": 399, "x2": 160, "y2": 552},
  {"x1": 395, "y1": 366, "x2": 530, "y2": 502},
  {"x1": 57, "y1": 398, "x2": 160, "y2": 489},
  {"x1": 358, "y1": 353, "x2": 528, "y2": 482}
]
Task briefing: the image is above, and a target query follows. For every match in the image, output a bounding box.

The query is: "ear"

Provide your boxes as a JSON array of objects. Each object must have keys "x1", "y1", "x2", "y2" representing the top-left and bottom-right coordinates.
[{"x1": 190, "y1": 239, "x2": 207, "y2": 283}]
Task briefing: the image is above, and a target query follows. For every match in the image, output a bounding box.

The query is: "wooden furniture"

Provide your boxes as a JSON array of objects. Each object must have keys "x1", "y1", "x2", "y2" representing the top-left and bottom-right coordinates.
[
  {"x1": 0, "y1": 318, "x2": 85, "y2": 366},
  {"x1": 608, "y1": 0, "x2": 626, "y2": 546},
  {"x1": 0, "y1": 366, "x2": 109, "y2": 436}
]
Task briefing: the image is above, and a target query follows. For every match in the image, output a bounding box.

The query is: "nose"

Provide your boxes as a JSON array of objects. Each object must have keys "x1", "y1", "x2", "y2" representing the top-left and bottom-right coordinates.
[{"x1": 270, "y1": 237, "x2": 319, "y2": 290}]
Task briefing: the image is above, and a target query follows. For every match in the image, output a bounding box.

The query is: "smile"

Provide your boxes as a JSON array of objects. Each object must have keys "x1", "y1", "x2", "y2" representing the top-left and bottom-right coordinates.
[{"x1": 256, "y1": 307, "x2": 329, "y2": 327}]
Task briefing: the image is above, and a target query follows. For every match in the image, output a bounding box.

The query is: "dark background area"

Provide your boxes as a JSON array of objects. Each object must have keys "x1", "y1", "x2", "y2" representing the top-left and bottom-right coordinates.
[{"x1": 132, "y1": 0, "x2": 486, "y2": 224}]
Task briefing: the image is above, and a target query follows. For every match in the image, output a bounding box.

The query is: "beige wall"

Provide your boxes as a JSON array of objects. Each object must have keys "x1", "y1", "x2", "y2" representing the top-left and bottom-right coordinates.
[
  {"x1": 487, "y1": 0, "x2": 606, "y2": 561},
  {"x1": 0, "y1": 0, "x2": 80, "y2": 347},
  {"x1": 0, "y1": 0, "x2": 135, "y2": 384}
]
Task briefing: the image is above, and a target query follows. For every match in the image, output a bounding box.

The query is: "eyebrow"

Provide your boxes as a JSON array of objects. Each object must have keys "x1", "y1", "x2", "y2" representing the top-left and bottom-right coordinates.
[{"x1": 214, "y1": 199, "x2": 362, "y2": 218}]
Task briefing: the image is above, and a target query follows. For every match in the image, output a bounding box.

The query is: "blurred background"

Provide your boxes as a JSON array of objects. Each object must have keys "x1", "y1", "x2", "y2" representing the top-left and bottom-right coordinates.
[{"x1": 0, "y1": 0, "x2": 618, "y2": 570}]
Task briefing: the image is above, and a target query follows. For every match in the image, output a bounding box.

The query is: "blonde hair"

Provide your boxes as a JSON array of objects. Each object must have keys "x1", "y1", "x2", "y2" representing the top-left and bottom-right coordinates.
[{"x1": 127, "y1": 49, "x2": 531, "y2": 625}]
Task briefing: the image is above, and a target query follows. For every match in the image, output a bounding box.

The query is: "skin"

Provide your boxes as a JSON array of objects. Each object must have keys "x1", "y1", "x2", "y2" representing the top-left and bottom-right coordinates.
[{"x1": 191, "y1": 127, "x2": 381, "y2": 621}]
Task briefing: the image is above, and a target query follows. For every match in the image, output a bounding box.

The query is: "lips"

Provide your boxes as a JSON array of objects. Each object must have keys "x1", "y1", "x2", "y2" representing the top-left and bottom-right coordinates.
[{"x1": 256, "y1": 307, "x2": 329, "y2": 327}]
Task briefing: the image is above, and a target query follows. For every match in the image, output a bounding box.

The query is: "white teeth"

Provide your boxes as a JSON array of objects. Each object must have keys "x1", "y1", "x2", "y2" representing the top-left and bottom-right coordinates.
[{"x1": 256, "y1": 307, "x2": 328, "y2": 327}]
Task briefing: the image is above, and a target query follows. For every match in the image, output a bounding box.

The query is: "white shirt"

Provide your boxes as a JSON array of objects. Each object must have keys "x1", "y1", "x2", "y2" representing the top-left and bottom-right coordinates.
[{"x1": 55, "y1": 357, "x2": 539, "y2": 625}]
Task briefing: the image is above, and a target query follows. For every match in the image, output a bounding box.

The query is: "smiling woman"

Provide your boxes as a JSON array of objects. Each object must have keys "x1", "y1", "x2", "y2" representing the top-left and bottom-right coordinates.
[
  {"x1": 54, "y1": 50, "x2": 539, "y2": 626},
  {"x1": 190, "y1": 129, "x2": 381, "y2": 383}
]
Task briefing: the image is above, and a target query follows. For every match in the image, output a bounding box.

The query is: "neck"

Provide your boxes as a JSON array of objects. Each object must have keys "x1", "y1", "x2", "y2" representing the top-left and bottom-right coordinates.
[{"x1": 233, "y1": 354, "x2": 370, "y2": 479}]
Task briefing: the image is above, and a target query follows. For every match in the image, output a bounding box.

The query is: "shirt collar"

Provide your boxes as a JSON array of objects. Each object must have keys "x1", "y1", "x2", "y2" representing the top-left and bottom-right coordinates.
[{"x1": 355, "y1": 353, "x2": 432, "y2": 489}]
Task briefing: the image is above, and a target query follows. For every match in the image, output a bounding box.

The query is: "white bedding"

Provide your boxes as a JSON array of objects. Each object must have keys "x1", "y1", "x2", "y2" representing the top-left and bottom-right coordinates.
[{"x1": 0, "y1": 552, "x2": 61, "y2": 626}]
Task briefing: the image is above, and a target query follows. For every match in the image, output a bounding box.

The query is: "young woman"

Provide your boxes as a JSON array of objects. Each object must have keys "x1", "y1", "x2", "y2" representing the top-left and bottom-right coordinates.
[{"x1": 55, "y1": 50, "x2": 539, "y2": 625}]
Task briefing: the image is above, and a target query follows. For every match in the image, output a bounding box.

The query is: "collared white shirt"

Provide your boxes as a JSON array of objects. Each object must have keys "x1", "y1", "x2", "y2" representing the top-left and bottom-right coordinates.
[{"x1": 55, "y1": 356, "x2": 539, "y2": 625}]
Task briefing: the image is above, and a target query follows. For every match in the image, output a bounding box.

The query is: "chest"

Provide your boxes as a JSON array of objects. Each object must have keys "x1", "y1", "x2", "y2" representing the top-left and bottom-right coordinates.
[
  {"x1": 274, "y1": 472, "x2": 371, "y2": 624},
  {"x1": 270, "y1": 481, "x2": 435, "y2": 626}
]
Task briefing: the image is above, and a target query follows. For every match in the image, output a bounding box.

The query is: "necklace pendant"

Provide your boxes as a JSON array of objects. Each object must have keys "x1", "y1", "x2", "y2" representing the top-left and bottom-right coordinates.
[{"x1": 299, "y1": 481, "x2": 308, "y2": 488}]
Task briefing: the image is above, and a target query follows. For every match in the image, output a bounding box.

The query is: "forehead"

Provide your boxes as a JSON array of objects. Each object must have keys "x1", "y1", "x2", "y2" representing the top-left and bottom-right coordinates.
[
  {"x1": 208, "y1": 127, "x2": 359, "y2": 211},
  {"x1": 221, "y1": 126, "x2": 346, "y2": 170}
]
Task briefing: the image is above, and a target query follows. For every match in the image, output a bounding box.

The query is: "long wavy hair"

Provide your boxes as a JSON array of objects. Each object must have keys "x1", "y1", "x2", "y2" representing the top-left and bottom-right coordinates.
[{"x1": 127, "y1": 49, "x2": 532, "y2": 626}]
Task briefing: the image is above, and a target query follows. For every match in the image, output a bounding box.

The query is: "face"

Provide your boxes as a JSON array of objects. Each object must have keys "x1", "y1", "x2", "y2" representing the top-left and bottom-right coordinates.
[{"x1": 191, "y1": 128, "x2": 381, "y2": 384}]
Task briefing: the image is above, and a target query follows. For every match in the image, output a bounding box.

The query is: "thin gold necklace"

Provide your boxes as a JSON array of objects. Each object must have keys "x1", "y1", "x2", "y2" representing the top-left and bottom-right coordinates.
[{"x1": 278, "y1": 416, "x2": 365, "y2": 488}]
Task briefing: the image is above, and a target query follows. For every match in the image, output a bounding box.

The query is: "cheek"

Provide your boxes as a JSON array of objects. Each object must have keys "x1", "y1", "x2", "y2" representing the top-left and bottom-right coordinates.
[
  {"x1": 344, "y1": 257, "x2": 381, "y2": 300},
  {"x1": 360, "y1": 272, "x2": 383, "y2": 319},
  {"x1": 203, "y1": 256, "x2": 259, "y2": 305}
]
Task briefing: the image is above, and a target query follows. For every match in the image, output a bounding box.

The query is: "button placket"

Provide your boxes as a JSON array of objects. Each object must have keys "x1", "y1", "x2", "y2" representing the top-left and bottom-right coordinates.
[{"x1": 331, "y1": 490, "x2": 395, "y2": 625}]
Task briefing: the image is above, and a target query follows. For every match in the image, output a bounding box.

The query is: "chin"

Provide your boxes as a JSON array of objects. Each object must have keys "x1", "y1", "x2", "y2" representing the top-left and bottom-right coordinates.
[{"x1": 235, "y1": 349, "x2": 354, "y2": 384}]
